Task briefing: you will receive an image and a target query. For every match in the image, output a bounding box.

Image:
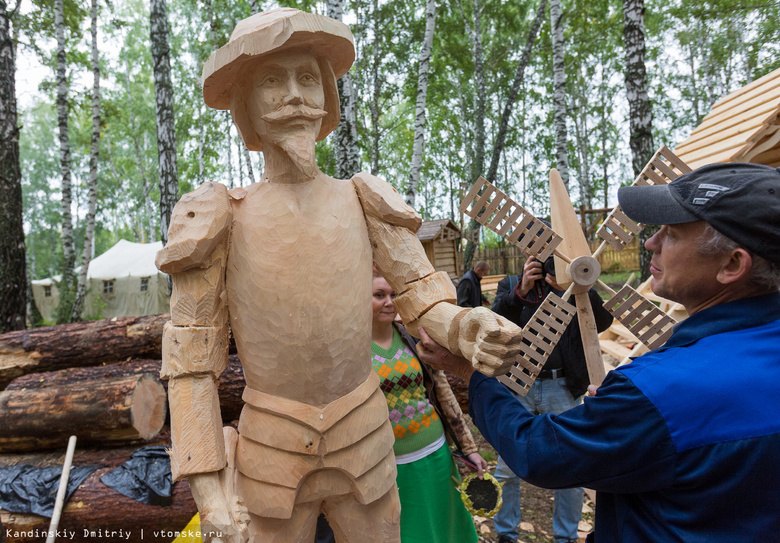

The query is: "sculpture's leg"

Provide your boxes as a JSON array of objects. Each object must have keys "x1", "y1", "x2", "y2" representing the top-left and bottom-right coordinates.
[
  {"x1": 246, "y1": 502, "x2": 320, "y2": 543},
  {"x1": 324, "y1": 485, "x2": 401, "y2": 543}
]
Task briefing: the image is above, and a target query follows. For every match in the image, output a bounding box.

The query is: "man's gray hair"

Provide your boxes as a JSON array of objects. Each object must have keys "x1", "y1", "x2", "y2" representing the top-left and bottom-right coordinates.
[{"x1": 698, "y1": 224, "x2": 780, "y2": 292}]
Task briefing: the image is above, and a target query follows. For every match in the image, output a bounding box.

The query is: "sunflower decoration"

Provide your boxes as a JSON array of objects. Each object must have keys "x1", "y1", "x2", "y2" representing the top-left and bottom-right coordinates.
[{"x1": 459, "y1": 472, "x2": 503, "y2": 517}]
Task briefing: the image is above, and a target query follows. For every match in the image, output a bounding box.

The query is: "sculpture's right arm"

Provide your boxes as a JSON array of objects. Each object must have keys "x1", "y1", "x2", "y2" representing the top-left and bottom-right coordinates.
[{"x1": 155, "y1": 182, "x2": 240, "y2": 538}]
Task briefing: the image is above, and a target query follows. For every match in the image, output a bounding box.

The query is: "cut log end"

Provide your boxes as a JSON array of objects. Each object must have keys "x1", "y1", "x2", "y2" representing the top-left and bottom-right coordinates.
[{"x1": 130, "y1": 374, "x2": 167, "y2": 440}]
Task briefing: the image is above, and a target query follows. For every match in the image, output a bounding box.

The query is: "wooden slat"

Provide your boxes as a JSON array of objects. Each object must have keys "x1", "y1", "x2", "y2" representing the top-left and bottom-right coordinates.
[
  {"x1": 599, "y1": 339, "x2": 633, "y2": 361},
  {"x1": 685, "y1": 76, "x2": 780, "y2": 139},
  {"x1": 498, "y1": 293, "x2": 576, "y2": 396},
  {"x1": 460, "y1": 177, "x2": 562, "y2": 261},
  {"x1": 598, "y1": 147, "x2": 690, "y2": 251},
  {"x1": 604, "y1": 285, "x2": 676, "y2": 351},
  {"x1": 705, "y1": 67, "x2": 780, "y2": 110},
  {"x1": 675, "y1": 103, "x2": 777, "y2": 154}
]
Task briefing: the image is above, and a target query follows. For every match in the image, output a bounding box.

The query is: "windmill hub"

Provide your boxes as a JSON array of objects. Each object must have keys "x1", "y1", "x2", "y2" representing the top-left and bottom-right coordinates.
[{"x1": 566, "y1": 256, "x2": 601, "y2": 289}]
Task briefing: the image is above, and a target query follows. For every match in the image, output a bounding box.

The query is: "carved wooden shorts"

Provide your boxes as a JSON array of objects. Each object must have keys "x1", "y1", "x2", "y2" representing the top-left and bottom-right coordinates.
[{"x1": 234, "y1": 371, "x2": 397, "y2": 519}]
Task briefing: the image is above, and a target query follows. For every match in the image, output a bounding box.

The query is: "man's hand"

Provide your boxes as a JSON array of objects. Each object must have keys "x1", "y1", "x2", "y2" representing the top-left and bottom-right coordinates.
[
  {"x1": 417, "y1": 327, "x2": 475, "y2": 383},
  {"x1": 456, "y1": 307, "x2": 523, "y2": 377},
  {"x1": 518, "y1": 257, "x2": 544, "y2": 297}
]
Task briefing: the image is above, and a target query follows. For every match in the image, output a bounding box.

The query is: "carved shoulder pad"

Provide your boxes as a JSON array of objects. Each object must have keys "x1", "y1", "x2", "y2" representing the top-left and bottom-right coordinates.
[
  {"x1": 352, "y1": 173, "x2": 422, "y2": 232},
  {"x1": 155, "y1": 182, "x2": 232, "y2": 274}
]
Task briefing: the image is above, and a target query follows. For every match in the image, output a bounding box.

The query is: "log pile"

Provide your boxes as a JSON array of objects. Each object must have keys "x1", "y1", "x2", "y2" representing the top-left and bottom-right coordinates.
[{"x1": 0, "y1": 314, "x2": 247, "y2": 542}]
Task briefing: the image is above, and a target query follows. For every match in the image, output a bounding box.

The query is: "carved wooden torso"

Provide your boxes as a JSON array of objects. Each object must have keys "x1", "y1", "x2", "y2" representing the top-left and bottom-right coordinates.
[{"x1": 227, "y1": 174, "x2": 373, "y2": 407}]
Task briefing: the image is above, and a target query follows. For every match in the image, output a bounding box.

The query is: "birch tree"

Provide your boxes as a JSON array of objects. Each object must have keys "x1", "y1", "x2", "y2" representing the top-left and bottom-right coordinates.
[
  {"x1": 462, "y1": 0, "x2": 546, "y2": 269},
  {"x1": 327, "y1": 0, "x2": 360, "y2": 178},
  {"x1": 150, "y1": 0, "x2": 178, "y2": 245},
  {"x1": 54, "y1": 0, "x2": 75, "y2": 323},
  {"x1": 459, "y1": 0, "x2": 487, "y2": 270},
  {"x1": 405, "y1": 0, "x2": 436, "y2": 209},
  {"x1": 368, "y1": 0, "x2": 381, "y2": 176},
  {"x1": 550, "y1": 0, "x2": 569, "y2": 187},
  {"x1": 72, "y1": 0, "x2": 101, "y2": 321},
  {"x1": 623, "y1": 0, "x2": 655, "y2": 278},
  {"x1": 0, "y1": 0, "x2": 25, "y2": 332},
  {"x1": 623, "y1": 0, "x2": 654, "y2": 177}
]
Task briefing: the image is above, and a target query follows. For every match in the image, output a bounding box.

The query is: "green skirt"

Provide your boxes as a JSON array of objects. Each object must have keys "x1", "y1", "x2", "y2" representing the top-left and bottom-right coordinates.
[{"x1": 396, "y1": 442, "x2": 479, "y2": 543}]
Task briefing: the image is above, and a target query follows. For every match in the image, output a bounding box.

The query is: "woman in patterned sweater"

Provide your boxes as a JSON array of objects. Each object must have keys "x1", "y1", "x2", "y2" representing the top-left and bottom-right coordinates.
[{"x1": 372, "y1": 271, "x2": 487, "y2": 543}]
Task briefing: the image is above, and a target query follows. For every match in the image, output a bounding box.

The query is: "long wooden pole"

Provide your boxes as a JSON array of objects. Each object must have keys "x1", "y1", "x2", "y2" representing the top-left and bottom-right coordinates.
[{"x1": 46, "y1": 435, "x2": 77, "y2": 543}]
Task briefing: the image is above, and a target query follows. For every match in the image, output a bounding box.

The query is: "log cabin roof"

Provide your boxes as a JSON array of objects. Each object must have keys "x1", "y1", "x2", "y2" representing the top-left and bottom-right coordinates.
[
  {"x1": 674, "y1": 67, "x2": 780, "y2": 169},
  {"x1": 416, "y1": 219, "x2": 462, "y2": 241}
]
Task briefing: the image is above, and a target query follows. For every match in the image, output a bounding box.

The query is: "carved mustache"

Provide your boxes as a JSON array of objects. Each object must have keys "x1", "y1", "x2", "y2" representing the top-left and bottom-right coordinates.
[{"x1": 261, "y1": 105, "x2": 327, "y2": 124}]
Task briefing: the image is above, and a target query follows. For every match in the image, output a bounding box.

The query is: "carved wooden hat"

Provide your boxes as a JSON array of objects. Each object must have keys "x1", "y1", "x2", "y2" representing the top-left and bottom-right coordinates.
[{"x1": 202, "y1": 8, "x2": 355, "y2": 112}]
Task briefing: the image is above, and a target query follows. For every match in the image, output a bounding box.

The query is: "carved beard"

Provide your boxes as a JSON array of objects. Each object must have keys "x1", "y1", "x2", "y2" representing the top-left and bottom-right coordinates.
[
  {"x1": 273, "y1": 130, "x2": 319, "y2": 179},
  {"x1": 260, "y1": 105, "x2": 327, "y2": 179}
]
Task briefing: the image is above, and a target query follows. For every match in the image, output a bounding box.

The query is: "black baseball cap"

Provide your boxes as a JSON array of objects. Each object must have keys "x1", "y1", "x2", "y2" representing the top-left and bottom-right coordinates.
[{"x1": 618, "y1": 162, "x2": 780, "y2": 263}]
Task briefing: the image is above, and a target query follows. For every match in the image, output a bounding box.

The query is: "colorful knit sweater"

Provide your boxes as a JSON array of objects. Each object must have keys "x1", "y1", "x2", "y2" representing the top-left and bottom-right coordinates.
[{"x1": 371, "y1": 327, "x2": 446, "y2": 456}]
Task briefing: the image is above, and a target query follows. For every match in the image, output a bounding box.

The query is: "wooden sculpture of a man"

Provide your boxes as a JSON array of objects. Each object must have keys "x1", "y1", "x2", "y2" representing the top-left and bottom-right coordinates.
[{"x1": 155, "y1": 8, "x2": 522, "y2": 543}]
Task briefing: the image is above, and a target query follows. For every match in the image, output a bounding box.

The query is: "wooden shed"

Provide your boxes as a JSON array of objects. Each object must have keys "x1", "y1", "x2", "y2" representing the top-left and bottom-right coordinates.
[
  {"x1": 674, "y1": 67, "x2": 780, "y2": 168},
  {"x1": 416, "y1": 219, "x2": 462, "y2": 283}
]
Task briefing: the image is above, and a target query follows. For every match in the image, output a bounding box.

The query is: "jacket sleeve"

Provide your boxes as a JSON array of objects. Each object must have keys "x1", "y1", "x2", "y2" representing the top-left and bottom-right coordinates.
[
  {"x1": 456, "y1": 280, "x2": 474, "y2": 307},
  {"x1": 431, "y1": 370, "x2": 478, "y2": 455},
  {"x1": 491, "y1": 276, "x2": 519, "y2": 315},
  {"x1": 588, "y1": 288, "x2": 614, "y2": 333},
  {"x1": 468, "y1": 370, "x2": 677, "y2": 493}
]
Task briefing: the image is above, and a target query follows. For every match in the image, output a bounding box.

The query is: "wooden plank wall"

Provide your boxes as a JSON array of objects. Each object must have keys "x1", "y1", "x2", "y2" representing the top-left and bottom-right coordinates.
[
  {"x1": 474, "y1": 238, "x2": 639, "y2": 276},
  {"x1": 422, "y1": 239, "x2": 461, "y2": 283}
]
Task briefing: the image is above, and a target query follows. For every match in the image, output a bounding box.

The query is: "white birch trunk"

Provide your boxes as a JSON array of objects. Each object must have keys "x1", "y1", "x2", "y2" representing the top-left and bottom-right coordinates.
[
  {"x1": 327, "y1": 0, "x2": 360, "y2": 178},
  {"x1": 369, "y1": 0, "x2": 381, "y2": 176},
  {"x1": 0, "y1": 0, "x2": 26, "y2": 332},
  {"x1": 405, "y1": 0, "x2": 437, "y2": 209},
  {"x1": 72, "y1": 0, "x2": 101, "y2": 322},
  {"x1": 55, "y1": 0, "x2": 75, "y2": 322},
  {"x1": 622, "y1": 0, "x2": 654, "y2": 177},
  {"x1": 459, "y1": 0, "x2": 487, "y2": 270},
  {"x1": 550, "y1": 0, "x2": 569, "y2": 188},
  {"x1": 622, "y1": 0, "x2": 655, "y2": 279},
  {"x1": 150, "y1": 0, "x2": 178, "y2": 246},
  {"x1": 243, "y1": 146, "x2": 256, "y2": 185}
]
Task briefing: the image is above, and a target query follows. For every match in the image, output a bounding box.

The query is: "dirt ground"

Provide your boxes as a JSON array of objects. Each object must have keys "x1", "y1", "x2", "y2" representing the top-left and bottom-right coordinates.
[{"x1": 456, "y1": 417, "x2": 595, "y2": 543}]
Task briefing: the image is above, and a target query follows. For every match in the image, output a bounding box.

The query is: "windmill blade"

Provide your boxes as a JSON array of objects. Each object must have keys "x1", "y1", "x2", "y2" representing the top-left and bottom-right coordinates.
[
  {"x1": 603, "y1": 285, "x2": 676, "y2": 351},
  {"x1": 460, "y1": 176, "x2": 563, "y2": 262},
  {"x1": 550, "y1": 168, "x2": 592, "y2": 290},
  {"x1": 498, "y1": 292, "x2": 576, "y2": 396},
  {"x1": 597, "y1": 146, "x2": 693, "y2": 252},
  {"x1": 574, "y1": 292, "x2": 608, "y2": 386}
]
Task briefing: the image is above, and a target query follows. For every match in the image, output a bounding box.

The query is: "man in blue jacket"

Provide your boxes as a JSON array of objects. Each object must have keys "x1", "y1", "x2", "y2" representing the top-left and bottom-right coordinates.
[
  {"x1": 490, "y1": 259, "x2": 612, "y2": 543},
  {"x1": 418, "y1": 163, "x2": 780, "y2": 542}
]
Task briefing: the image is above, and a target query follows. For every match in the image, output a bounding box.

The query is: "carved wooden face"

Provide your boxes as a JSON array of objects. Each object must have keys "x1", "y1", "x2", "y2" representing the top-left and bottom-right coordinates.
[{"x1": 245, "y1": 50, "x2": 327, "y2": 150}]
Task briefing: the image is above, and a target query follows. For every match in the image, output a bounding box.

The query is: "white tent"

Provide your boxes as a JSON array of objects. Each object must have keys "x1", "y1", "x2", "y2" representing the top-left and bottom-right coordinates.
[{"x1": 32, "y1": 240, "x2": 170, "y2": 321}]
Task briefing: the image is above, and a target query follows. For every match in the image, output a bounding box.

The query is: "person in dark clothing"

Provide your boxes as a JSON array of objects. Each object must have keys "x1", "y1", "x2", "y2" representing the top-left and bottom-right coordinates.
[
  {"x1": 417, "y1": 163, "x2": 780, "y2": 542},
  {"x1": 457, "y1": 261, "x2": 490, "y2": 307},
  {"x1": 489, "y1": 256, "x2": 613, "y2": 543}
]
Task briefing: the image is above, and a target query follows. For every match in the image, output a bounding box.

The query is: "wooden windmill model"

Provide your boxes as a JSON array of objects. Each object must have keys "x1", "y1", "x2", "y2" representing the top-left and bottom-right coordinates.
[{"x1": 459, "y1": 147, "x2": 692, "y2": 396}]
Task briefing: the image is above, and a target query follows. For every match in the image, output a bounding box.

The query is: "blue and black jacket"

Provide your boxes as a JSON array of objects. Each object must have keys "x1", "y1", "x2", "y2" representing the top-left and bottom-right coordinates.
[{"x1": 469, "y1": 292, "x2": 780, "y2": 542}]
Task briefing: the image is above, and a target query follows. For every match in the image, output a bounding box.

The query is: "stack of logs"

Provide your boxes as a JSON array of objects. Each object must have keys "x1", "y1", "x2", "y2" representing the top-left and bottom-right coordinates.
[
  {"x1": 0, "y1": 314, "x2": 241, "y2": 543},
  {"x1": 0, "y1": 314, "x2": 472, "y2": 543}
]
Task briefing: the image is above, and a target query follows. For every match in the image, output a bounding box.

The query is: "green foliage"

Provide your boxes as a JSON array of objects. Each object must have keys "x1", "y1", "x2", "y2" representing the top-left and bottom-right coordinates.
[{"x1": 15, "y1": 0, "x2": 780, "y2": 294}]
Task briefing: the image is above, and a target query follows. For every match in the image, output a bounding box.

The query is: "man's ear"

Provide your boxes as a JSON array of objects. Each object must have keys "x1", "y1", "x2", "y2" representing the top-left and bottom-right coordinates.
[{"x1": 716, "y1": 248, "x2": 753, "y2": 286}]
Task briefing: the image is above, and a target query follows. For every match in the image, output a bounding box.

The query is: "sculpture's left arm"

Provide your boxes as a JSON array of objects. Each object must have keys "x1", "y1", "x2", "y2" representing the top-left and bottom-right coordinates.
[{"x1": 353, "y1": 173, "x2": 522, "y2": 376}]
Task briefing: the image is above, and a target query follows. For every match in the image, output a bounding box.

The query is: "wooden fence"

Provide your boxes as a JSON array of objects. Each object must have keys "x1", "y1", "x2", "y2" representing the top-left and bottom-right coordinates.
[{"x1": 474, "y1": 238, "x2": 639, "y2": 276}]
